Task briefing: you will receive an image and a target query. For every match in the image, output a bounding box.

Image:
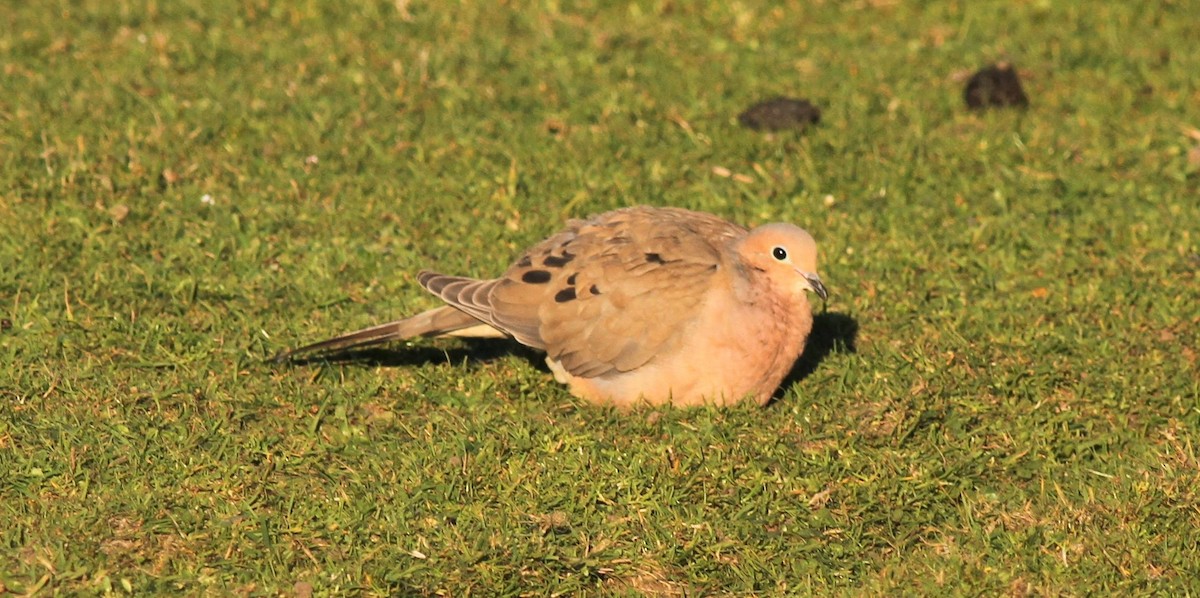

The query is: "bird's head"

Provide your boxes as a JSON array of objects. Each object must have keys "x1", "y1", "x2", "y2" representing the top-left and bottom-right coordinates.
[{"x1": 738, "y1": 223, "x2": 828, "y2": 303}]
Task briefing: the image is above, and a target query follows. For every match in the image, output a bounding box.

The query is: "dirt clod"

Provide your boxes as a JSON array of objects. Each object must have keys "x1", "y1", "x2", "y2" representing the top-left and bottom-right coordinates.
[
  {"x1": 964, "y1": 63, "x2": 1029, "y2": 110},
  {"x1": 738, "y1": 97, "x2": 821, "y2": 131}
]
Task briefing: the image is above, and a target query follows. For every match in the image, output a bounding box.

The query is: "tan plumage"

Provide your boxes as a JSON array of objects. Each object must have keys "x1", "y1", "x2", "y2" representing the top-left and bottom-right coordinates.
[{"x1": 278, "y1": 206, "x2": 828, "y2": 408}]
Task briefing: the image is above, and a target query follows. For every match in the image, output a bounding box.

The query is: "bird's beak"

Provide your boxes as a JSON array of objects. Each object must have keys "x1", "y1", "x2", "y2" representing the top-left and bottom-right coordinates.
[{"x1": 802, "y1": 272, "x2": 828, "y2": 302}]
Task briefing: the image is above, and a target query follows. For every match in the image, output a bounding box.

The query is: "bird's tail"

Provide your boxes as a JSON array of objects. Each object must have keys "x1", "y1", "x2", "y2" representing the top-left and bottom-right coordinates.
[{"x1": 273, "y1": 306, "x2": 500, "y2": 362}]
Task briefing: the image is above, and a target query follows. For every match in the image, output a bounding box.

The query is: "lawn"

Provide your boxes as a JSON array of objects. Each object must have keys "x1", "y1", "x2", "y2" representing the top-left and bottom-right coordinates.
[{"x1": 2, "y1": 0, "x2": 1199, "y2": 595}]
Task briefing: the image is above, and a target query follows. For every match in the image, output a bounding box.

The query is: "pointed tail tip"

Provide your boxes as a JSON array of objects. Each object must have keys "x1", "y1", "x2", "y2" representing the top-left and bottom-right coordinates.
[
  {"x1": 270, "y1": 341, "x2": 344, "y2": 363},
  {"x1": 269, "y1": 349, "x2": 295, "y2": 364}
]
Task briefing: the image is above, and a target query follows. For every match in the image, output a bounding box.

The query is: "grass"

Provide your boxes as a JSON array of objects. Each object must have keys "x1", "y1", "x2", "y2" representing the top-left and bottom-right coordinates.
[{"x1": 2, "y1": 0, "x2": 1199, "y2": 594}]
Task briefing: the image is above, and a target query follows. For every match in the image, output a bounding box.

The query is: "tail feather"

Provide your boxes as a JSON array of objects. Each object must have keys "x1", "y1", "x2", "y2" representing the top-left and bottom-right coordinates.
[{"x1": 275, "y1": 305, "x2": 490, "y2": 361}]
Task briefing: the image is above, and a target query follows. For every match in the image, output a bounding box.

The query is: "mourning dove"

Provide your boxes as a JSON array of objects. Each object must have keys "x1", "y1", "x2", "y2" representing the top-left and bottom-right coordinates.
[{"x1": 278, "y1": 206, "x2": 828, "y2": 409}]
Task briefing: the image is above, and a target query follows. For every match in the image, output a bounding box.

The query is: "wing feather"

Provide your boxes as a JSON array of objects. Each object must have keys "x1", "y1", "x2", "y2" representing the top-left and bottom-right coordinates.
[{"x1": 418, "y1": 207, "x2": 747, "y2": 378}]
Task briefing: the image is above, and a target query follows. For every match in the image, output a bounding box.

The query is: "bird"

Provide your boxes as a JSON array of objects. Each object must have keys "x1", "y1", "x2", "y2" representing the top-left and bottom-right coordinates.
[{"x1": 277, "y1": 206, "x2": 828, "y2": 409}]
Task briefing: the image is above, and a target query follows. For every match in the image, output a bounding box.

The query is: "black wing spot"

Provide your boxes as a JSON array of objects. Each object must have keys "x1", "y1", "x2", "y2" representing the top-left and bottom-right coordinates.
[
  {"x1": 516, "y1": 255, "x2": 533, "y2": 268},
  {"x1": 645, "y1": 252, "x2": 665, "y2": 264},
  {"x1": 566, "y1": 273, "x2": 577, "y2": 285},
  {"x1": 554, "y1": 287, "x2": 577, "y2": 303},
  {"x1": 589, "y1": 285, "x2": 601, "y2": 295},
  {"x1": 543, "y1": 251, "x2": 575, "y2": 268},
  {"x1": 521, "y1": 270, "x2": 552, "y2": 284}
]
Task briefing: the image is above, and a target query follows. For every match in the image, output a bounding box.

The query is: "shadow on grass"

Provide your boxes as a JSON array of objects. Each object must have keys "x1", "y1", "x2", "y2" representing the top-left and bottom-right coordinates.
[
  {"x1": 279, "y1": 338, "x2": 548, "y2": 372},
  {"x1": 773, "y1": 311, "x2": 858, "y2": 404}
]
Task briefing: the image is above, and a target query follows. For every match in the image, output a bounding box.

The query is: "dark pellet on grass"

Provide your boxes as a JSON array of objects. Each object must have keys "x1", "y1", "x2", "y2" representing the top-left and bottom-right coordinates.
[
  {"x1": 0, "y1": 318, "x2": 10, "y2": 330},
  {"x1": 738, "y1": 97, "x2": 821, "y2": 131},
  {"x1": 964, "y1": 63, "x2": 1029, "y2": 110}
]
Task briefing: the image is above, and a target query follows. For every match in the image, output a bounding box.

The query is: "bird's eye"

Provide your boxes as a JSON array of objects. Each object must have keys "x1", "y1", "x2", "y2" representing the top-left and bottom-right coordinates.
[{"x1": 772, "y1": 246, "x2": 788, "y2": 261}]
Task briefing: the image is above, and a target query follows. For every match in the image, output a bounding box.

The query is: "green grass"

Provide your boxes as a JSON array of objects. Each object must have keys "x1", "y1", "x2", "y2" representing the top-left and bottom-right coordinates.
[{"x1": 2, "y1": 0, "x2": 1199, "y2": 594}]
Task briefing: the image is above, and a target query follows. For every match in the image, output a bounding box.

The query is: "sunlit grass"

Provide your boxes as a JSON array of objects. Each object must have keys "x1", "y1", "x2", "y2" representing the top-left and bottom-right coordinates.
[{"x1": 1, "y1": 0, "x2": 1198, "y2": 594}]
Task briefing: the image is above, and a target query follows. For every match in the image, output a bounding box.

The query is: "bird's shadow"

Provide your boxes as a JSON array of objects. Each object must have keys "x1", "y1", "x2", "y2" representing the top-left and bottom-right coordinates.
[
  {"x1": 772, "y1": 311, "x2": 858, "y2": 404},
  {"x1": 281, "y1": 338, "x2": 546, "y2": 372}
]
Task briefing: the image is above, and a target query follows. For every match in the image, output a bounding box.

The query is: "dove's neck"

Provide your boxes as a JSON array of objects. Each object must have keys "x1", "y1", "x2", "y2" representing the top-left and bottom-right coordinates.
[
  {"x1": 728, "y1": 259, "x2": 800, "y2": 310},
  {"x1": 715, "y1": 262, "x2": 814, "y2": 401}
]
